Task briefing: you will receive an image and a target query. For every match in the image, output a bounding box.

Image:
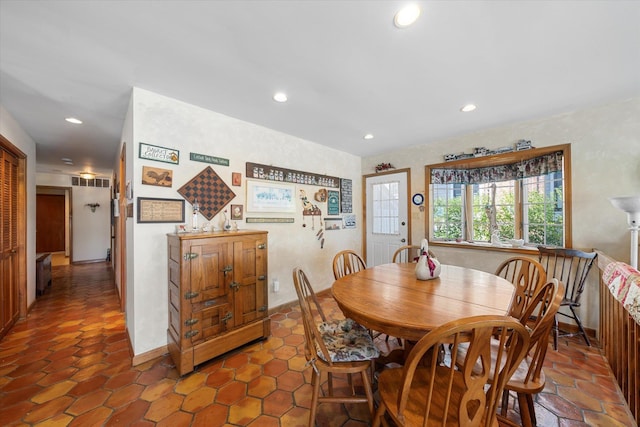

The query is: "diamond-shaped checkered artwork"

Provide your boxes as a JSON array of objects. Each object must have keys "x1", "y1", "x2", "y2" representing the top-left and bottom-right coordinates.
[{"x1": 178, "y1": 166, "x2": 236, "y2": 220}]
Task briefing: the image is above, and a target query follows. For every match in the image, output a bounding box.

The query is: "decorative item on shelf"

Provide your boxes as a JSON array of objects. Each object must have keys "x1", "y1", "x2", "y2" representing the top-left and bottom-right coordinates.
[
  {"x1": 375, "y1": 162, "x2": 395, "y2": 173},
  {"x1": 85, "y1": 203, "x2": 100, "y2": 212},
  {"x1": 415, "y1": 239, "x2": 441, "y2": 280},
  {"x1": 222, "y1": 209, "x2": 231, "y2": 231},
  {"x1": 191, "y1": 198, "x2": 199, "y2": 231},
  {"x1": 516, "y1": 139, "x2": 533, "y2": 151},
  {"x1": 473, "y1": 147, "x2": 489, "y2": 157}
]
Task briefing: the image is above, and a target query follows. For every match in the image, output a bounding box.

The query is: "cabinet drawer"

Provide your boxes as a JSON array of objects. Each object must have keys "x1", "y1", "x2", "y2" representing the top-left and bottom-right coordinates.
[{"x1": 188, "y1": 302, "x2": 233, "y2": 344}]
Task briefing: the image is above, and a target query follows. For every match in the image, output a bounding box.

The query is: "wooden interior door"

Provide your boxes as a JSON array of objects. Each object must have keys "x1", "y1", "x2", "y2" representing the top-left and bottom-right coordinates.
[
  {"x1": 1, "y1": 146, "x2": 20, "y2": 338},
  {"x1": 36, "y1": 194, "x2": 65, "y2": 253}
]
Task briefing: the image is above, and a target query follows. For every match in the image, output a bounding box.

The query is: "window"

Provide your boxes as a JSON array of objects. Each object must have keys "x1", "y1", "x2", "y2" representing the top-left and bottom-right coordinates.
[
  {"x1": 372, "y1": 181, "x2": 400, "y2": 235},
  {"x1": 427, "y1": 144, "x2": 571, "y2": 248}
]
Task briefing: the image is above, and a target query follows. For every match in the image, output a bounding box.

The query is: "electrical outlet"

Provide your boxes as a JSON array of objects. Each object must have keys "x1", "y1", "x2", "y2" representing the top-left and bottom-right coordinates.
[{"x1": 273, "y1": 278, "x2": 280, "y2": 293}]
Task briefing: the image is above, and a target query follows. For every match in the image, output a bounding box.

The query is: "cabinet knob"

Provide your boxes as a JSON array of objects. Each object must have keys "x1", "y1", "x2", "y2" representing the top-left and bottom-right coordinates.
[
  {"x1": 257, "y1": 243, "x2": 266, "y2": 249},
  {"x1": 230, "y1": 282, "x2": 240, "y2": 291}
]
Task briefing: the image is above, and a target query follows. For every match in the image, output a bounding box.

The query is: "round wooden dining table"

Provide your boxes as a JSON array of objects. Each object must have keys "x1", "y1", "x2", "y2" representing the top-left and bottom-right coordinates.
[{"x1": 331, "y1": 263, "x2": 515, "y2": 342}]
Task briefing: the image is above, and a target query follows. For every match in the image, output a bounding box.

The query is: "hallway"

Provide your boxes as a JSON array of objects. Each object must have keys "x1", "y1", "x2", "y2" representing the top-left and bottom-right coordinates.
[{"x1": 0, "y1": 262, "x2": 636, "y2": 426}]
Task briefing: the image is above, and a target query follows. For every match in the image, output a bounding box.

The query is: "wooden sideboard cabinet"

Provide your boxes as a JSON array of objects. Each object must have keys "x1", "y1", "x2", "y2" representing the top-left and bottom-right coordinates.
[{"x1": 167, "y1": 230, "x2": 270, "y2": 375}]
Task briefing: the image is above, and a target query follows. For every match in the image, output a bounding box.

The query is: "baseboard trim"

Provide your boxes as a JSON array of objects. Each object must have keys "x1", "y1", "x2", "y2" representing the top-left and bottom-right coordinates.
[
  {"x1": 267, "y1": 288, "x2": 332, "y2": 317},
  {"x1": 132, "y1": 345, "x2": 168, "y2": 366},
  {"x1": 557, "y1": 320, "x2": 597, "y2": 339},
  {"x1": 71, "y1": 259, "x2": 109, "y2": 265}
]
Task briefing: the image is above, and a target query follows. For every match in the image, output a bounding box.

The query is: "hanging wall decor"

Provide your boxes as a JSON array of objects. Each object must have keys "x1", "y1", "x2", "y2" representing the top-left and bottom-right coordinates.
[
  {"x1": 139, "y1": 142, "x2": 179, "y2": 164},
  {"x1": 340, "y1": 178, "x2": 352, "y2": 213},
  {"x1": 177, "y1": 166, "x2": 236, "y2": 220},
  {"x1": 142, "y1": 166, "x2": 173, "y2": 187}
]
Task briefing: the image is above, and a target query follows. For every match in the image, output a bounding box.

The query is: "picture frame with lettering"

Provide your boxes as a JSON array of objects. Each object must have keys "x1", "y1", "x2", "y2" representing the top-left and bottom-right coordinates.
[
  {"x1": 139, "y1": 142, "x2": 180, "y2": 165},
  {"x1": 137, "y1": 197, "x2": 185, "y2": 223}
]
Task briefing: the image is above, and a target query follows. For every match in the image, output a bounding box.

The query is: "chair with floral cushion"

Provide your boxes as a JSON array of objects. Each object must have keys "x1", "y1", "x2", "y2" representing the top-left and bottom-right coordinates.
[{"x1": 292, "y1": 267, "x2": 378, "y2": 426}]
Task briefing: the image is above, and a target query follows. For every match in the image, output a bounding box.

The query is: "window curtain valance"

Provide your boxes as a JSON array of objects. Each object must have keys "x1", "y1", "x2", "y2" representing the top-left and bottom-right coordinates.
[{"x1": 430, "y1": 151, "x2": 563, "y2": 185}]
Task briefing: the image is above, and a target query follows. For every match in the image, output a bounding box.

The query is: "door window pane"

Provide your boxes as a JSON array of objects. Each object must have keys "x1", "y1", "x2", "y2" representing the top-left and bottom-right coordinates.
[{"x1": 372, "y1": 182, "x2": 400, "y2": 235}]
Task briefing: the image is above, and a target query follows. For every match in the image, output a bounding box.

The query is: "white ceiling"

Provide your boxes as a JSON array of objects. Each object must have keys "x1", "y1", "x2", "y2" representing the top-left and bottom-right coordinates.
[{"x1": 1, "y1": 1, "x2": 639, "y2": 177}]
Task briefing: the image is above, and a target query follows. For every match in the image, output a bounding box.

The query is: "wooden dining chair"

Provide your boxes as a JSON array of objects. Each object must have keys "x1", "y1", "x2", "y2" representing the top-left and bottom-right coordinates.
[
  {"x1": 496, "y1": 278, "x2": 565, "y2": 427},
  {"x1": 537, "y1": 246, "x2": 597, "y2": 349},
  {"x1": 495, "y1": 256, "x2": 547, "y2": 319},
  {"x1": 372, "y1": 315, "x2": 529, "y2": 427},
  {"x1": 332, "y1": 250, "x2": 366, "y2": 279},
  {"x1": 392, "y1": 245, "x2": 421, "y2": 263},
  {"x1": 292, "y1": 267, "x2": 378, "y2": 426},
  {"x1": 453, "y1": 279, "x2": 564, "y2": 427}
]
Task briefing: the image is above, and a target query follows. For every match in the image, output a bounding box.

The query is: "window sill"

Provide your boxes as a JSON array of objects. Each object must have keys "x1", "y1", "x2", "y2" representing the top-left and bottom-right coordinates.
[{"x1": 429, "y1": 240, "x2": 540, "y2": 255}]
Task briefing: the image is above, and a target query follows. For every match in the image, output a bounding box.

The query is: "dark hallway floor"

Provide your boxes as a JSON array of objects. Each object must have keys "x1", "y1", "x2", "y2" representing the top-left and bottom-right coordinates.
[{"x1": 0, "y1": 262, "x2": 636, "y2": 426}]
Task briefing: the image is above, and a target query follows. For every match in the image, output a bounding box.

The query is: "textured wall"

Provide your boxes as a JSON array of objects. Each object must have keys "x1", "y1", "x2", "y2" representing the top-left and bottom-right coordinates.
[
  {"x1": 362, "y1": 97, "x2": 640, "y2": 332},
  {"x1": 127, "y1": 88, "x2": 362, "y2": 355}
]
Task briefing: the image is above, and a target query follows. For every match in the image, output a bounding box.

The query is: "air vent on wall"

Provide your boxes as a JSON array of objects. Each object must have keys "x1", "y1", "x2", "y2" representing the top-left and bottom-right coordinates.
[{"x1": 71, "y1": 177, "x2": 110, "y2": 188}]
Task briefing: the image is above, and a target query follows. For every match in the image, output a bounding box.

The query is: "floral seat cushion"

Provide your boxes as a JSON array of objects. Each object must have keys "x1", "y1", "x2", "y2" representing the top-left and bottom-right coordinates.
[{"x1": 317, "y1": 318, "x2": 380, "y2": 362}]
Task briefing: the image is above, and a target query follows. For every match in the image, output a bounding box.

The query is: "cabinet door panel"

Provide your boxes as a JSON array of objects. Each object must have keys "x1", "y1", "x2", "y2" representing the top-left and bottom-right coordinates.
[
  {"x1": 187, "y1": 241, "x2": 230, "y2": 302},
  {"x1": 190, "y1": 303, "x2": 232, "y2": 344},
  {"x1": 233, "y1": 237, "x2": 268, "y2": 325}
]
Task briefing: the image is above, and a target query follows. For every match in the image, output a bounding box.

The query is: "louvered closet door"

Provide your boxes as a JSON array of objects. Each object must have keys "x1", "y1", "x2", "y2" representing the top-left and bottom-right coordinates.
[{"x1": 0, "y1": 147, "x2": 19, "y2": 337}]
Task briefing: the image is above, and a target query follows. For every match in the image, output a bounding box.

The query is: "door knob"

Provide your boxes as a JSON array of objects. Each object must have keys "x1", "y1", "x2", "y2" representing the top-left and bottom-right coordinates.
[
  {"x1": 401, "y1": 221, "x2": 406, "y2": 226},
  {"x1": 401, "y1": 238, "x2": 406, "y2": 243}
]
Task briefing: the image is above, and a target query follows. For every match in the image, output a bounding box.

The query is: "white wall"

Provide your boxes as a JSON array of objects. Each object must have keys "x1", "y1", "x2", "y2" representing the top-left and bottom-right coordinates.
[
  {"x1": 126, "y1": 88, "x2": 362, "y2": 356},
  {"x1": 35, "y1": 173, "x2": 111, "y2": 262},
  {"x1": 362, "y1": 97, "x2": 640, "y2": 333},
  {"x1": 0, "y1": 105, "x2": 37, "y2": 307}
]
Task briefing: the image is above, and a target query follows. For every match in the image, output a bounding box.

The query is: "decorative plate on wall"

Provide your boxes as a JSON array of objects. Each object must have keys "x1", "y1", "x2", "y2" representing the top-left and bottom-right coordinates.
[
  {"x1": 412, "y1": 193, "x2": 424, "y2": 206},
  {"x1": 178, "y1": 166, "x2": 235, "y2": 220}
]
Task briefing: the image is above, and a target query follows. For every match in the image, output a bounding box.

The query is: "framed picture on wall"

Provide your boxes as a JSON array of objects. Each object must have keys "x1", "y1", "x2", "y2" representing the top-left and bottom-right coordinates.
[
  {"x1": 231, "y1": 204, "x2": 243, "y2": 220},
  {"x1": 246, "y1": 180, "x2": 296, "y2": 213},
  {"x1": 142, "y1": 166, "x2": 173, "y2": 187}
]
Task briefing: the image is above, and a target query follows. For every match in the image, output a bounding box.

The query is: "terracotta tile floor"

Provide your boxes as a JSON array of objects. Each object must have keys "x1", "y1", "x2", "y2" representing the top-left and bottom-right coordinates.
[{"x1": 0, "y1": 262, "x2": 636, "y2": 426}]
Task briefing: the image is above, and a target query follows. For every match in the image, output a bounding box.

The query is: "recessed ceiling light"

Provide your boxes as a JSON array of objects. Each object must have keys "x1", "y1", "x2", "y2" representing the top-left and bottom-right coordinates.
[
  {"x1": 61, "y1": 157, "x2": 72, "y2": 162},
  {"x1": 273, "y1": 92, "x2": 288, "y2": 103},
  {"x1": 63, "y1": 161, "x2": 74, "y2": 165},
  {"x1": 65, "y1": 117, "x2": 83, "y2": 124},
  {"x1": 394, "y1": 4, "x2": 421, "y2": 28},
  {"x1": 460, "y1": 104, "x2": 477, "y2": 112},
  {"x1": 363, "y1": 134, "x2": 374, "y2": 140}
]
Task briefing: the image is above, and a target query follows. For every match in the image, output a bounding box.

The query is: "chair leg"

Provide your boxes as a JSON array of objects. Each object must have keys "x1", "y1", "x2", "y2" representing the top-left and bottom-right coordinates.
[
  {"x1": 310, "y1": 370, "x2": 321, "y2": 426},
  {"x1": 517, "y1": 392, "x2": 534, "y2": 427},
  {"x1": 360, "y1": 369, "x2": 375, "y2": 417},
  {"x1": 570, "y1": 307, "x2": 591, "y2": 347},
  {"x1": 553, "y1": 314, "x2": 559, "y2": 350},
  {"x1": 372, "y1": 401, "x2": 387, "y2": 427},
  {"x1": 526, "y1": 394, "x2": 537, "y2": 426},
  {"x1": 500, "y1": 389, "x2": 510, "y2": 416}
]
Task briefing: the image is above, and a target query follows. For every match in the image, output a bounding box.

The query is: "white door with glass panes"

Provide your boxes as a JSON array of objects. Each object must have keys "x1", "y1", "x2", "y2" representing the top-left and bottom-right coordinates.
[{"x1": 365, "y1": 171, "x2": 409, "y2": 266}]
